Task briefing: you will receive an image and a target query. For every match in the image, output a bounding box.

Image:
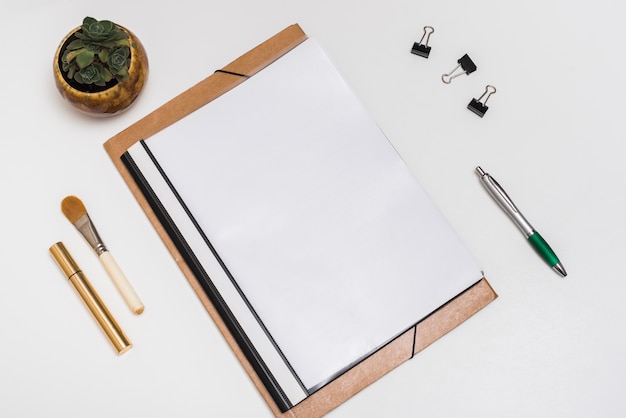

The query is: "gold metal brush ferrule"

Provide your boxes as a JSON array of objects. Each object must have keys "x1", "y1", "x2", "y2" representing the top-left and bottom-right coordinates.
[
  {"x1": 49, "y1": 242, "x2": 132, "y2": 355},
  {"x1": 74, "y1": 214, "x2": 107, "y2": 255}
]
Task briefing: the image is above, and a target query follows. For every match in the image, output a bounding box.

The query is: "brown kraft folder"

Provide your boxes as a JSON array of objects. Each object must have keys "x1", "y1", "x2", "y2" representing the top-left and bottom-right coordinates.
[{"x1": 104, "y1": 23, "x2": 497, "y2": 417}]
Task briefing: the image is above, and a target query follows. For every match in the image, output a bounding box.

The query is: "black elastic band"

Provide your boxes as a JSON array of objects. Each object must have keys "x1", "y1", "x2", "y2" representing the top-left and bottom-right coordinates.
[
  {"x1": 214, "y1": 69, "x2": 250, "y2": 78},
  {"x1": 411, "y1": 325, "x2": 417, "y2": 359}
]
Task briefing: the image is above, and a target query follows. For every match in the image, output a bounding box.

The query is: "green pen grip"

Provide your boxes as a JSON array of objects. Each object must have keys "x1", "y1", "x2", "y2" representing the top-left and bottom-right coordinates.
[{"x1": 528, "y1": 232, "x2": 560, "y2": 267}]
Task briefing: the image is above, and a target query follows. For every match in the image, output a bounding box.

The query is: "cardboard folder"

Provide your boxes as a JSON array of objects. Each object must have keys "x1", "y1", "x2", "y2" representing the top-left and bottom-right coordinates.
[{"x1": 104, "y1": 24, "x2": 497, "y2": 417}]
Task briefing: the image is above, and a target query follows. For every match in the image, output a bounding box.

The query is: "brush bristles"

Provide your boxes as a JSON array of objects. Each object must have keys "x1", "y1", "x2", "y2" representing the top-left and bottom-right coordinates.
[{"x1": 61, "y1": 195, "x2": 88, "y2": 224}]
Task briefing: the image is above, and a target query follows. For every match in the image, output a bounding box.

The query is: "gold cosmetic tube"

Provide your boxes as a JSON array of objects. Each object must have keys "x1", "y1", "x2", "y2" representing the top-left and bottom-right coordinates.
[{"x1": 49, "y1": 242, "x2": 132, "y2": 355}]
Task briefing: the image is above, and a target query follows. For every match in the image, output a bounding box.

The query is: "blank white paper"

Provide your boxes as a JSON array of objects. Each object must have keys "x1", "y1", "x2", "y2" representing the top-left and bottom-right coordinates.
[{"x1": 131, "y1": 38, "x2": 482, "y2": 397}]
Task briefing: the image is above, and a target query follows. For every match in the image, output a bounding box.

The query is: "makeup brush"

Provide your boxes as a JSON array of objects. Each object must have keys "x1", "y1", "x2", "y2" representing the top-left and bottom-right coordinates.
[{"x1": 61, "y1": 195, "x2": 144, "y2": 314}]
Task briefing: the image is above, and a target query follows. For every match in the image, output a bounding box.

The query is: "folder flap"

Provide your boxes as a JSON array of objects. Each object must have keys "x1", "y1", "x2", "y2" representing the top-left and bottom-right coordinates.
[
  {"x1": 285, "y1": 278, "x2": 496, "y2": 417},
  {"x1": 104, "y1": 24, "x2": 307, "y2": 161}
]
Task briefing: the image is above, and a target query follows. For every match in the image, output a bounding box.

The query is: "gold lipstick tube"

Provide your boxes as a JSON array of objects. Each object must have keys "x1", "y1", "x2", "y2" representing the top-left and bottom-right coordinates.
[{"x1": 49, "y1": 242, "x2": 132, "y2": 355}]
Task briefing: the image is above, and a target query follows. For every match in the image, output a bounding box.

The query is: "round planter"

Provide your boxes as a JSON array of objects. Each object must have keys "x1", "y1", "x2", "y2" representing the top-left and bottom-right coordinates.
[{"x1": 53, "y1": 25, "x2": 148, "y2": 116}]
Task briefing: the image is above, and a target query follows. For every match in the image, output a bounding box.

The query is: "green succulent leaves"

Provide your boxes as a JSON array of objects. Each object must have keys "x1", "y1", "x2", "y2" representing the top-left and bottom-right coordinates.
[
  {"x1": 108, "y1": 47, "x2": 130, "y2": 78},
  {"x1": 61, "y1": 17, "x2": 131, "y2": 87},
  {"x1": 75, "y1": 63, "x2": 112, "y2": 85},
  {"x1": 78, "y1": 18, "x2": 118, "y2": 42}
]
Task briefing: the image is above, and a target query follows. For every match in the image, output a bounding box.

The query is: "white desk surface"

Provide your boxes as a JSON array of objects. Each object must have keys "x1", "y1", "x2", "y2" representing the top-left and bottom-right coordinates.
[{"x1": 2, "y1": 1, "x2": 624, "y2": 417}]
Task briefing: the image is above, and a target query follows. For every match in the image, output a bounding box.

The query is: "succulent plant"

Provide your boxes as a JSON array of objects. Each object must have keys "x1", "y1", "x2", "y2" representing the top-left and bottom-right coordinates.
[{"x1": 61, "y1": 17, "x2": 131, "y2": 87}]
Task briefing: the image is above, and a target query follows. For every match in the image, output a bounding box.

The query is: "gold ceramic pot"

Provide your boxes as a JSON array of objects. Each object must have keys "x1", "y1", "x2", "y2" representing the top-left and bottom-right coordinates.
[{"x1": 53, "y1": 25, "x2": 148, "y2": 116}]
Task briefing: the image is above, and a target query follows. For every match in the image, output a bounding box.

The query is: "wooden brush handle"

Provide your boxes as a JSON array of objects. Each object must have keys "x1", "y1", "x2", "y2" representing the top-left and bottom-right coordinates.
[{"x1": 99, "y1": 251, "x2": 144, "y2": 314}]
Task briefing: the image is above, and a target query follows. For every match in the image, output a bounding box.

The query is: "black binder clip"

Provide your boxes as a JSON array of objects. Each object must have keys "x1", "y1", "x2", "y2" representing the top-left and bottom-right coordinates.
[
  {"x1": 411, "y1": 26, "x2": 435, "y2": 58},
  {"x1": 468, "y1": 85, "x2": 496, "y2": 117},
  {"x1": 441, "y1": 54, "x2": 477, "y2": 84}
]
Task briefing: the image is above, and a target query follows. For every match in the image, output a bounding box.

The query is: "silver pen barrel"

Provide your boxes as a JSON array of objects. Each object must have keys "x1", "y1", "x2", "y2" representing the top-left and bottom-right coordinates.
[{"x1": 476, "y1": 167, "x2": 534, "y2": 237}]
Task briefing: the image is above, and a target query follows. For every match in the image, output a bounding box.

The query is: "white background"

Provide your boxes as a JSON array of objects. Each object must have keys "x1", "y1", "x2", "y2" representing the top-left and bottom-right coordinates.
[{"x1": 1, "y1": 1, "x2": 624, "y2": 417}]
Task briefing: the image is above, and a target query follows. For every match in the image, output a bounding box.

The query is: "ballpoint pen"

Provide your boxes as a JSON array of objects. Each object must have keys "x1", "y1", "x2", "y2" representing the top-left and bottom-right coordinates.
[{"x1": 475, "y1": 166, "x2": 567, "y2": 277}]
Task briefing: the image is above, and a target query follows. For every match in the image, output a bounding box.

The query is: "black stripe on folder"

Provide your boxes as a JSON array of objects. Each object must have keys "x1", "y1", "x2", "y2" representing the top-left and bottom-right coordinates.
[{"x1": 121, "y1": 149, "x2": 295, "y2": 412}]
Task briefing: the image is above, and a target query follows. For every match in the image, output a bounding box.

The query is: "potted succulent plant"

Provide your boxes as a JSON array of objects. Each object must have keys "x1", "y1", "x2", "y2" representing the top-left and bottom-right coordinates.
[{"x1": 53, "y1": 17, "x2": 148, "y2": 116}]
